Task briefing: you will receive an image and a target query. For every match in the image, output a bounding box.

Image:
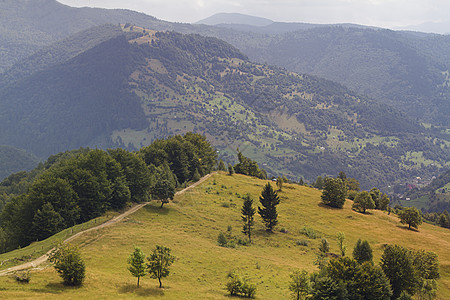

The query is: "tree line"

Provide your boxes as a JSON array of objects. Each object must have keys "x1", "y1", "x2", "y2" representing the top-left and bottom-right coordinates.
[{"x1": 0, "y1": 133, "x2": 217, "y2": 252}]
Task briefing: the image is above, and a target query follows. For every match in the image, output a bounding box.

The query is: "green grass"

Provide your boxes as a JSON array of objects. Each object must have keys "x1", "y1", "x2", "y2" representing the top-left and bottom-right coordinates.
[
  {"x1": 0, "y1": 173, "x2": 449, "y2": 299},
  {"x1": 0, "y1": 213, "x2": 117, "y2": 271}
]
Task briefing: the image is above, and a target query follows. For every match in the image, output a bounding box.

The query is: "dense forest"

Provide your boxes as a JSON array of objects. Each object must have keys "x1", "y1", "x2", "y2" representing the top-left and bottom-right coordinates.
[{"x1": 0, "y1": 133, "x2": 216, "y2": 252}]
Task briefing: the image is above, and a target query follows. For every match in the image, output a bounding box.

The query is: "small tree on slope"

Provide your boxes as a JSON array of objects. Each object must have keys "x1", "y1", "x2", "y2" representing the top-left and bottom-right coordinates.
[
  {"x1": 258, "y1": 183, "x2": 280, "y2": 232},
  {"x1": 147, "y1": 245, "x2": 175, "y2": 288},
  {"x1": 241, "y1": 194, "x2": 256, "y2": 243},
  {"x1": 128, "y1": 247, "x2": 146, "y2": 287}
]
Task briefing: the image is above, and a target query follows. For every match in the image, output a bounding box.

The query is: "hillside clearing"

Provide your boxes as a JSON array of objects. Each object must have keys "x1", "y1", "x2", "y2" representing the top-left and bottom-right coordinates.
[{"x1": 0, "y1": 172, "x2": 448, "y2": 299}]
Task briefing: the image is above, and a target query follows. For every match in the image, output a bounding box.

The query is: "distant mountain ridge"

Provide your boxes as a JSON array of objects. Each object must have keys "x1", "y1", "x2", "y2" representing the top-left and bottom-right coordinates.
[{"x1": 196, "y1": 12, "x2": 274, "y2": 26}]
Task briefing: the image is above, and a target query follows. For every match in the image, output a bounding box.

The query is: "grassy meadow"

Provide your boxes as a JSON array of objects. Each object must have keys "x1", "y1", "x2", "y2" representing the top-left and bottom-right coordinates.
[{"x1": 0, "y1": 172, "x2": 449, "y2": 299}]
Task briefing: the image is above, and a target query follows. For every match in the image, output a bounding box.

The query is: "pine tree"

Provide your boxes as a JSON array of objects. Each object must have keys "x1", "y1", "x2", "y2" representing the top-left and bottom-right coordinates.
[
  {"x1": 228, "y1": 163, "x2": 234, "y2": 175},
  {"x1": 218, "y1": 160, "x2": 226, "y2": 171},
  {"x1": 353, "y1": 239, "x2": 373, "y2": 264},
  {"x1": 241, "y1": 194, "x2": 256, "y2": 243},
  {"x1": 127, "y1": 247, "x2": 147, "y2": 287},
  {"x1": 258, "y1": 183, "x2": 280, "y2": 232}
]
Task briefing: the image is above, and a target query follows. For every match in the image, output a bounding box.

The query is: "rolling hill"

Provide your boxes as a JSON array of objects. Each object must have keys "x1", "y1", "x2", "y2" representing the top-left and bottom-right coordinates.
[
  {"x1": 0, "y1": 173, "x2": 448, "y2": 298},
  {"x1": 1, "y1": 24, "x2": 448, "y2": 190}
]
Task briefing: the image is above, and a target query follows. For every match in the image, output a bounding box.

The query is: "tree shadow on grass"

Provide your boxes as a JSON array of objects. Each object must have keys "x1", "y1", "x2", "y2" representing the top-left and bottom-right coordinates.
[
  {"x1": 396, "y1": 225, "x2": 419, "y2": 232},
  {"x1": 31, "y1": 282, "x2": 79, "y2": 294},
  {"x1": 143, "y1": 203, "x2": 170, "y2": 215},
  {"x1": 118, "y1": 284, "x2": 165, "y2": 297},
  {"x1": 318, "y1": 203, "x2": 343, "y2": 210}
]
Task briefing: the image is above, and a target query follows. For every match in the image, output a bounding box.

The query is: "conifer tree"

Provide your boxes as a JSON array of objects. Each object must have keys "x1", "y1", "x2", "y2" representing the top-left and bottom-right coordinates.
[
  {"x1": 228, "y1": 163, "x2": 234, "y2": 175},
  {"x1": 241, "y1": 194, "x2": 256, "y2": 243},
  {"x1": 258, "y1": 183, "x2": 280, "y2": 232},
  {"x1": 353, "y1": 239, "x2": 373, "y2": 264},
  {"x1": 218, "y1": 160, "x2": 226, "y2": 171}
]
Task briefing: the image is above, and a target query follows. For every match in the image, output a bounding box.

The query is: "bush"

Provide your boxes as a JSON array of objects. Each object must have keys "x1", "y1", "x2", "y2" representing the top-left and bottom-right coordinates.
[
  {"x1": 217, "y1": 232, "x2": 228, "y2": 247},
  {"x1": 14, "y1": 270, "x2": 30, "y2": 283},
  {"x1": 49, "y1": 244, "x2": 85, "y2": 286},
  {"x1": 300, "y1": 226, "x2": 319, "y2": 239},
  {"x1": 296, "y1": 239, "x2": 309, "y2": 246},
  {"x1": 226, "y1": 271, "x2": 256, "y2": 298}
]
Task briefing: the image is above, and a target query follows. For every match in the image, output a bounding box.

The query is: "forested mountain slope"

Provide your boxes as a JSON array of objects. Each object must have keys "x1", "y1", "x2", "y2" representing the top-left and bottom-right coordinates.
[
  {"x1": 0, "y1": 146, "x2": 39, "y2": 181},
  {"x1": 3, "y1": 1, "x2": 448, "y2": 128},
  {"x1": 2, "y1": 24, "x2": 446, "y2": 190},
  {"x1": 0, "y1": 31, "x2": 147, "y2": 157},
  {"x1": 254, "y1": 27, "x2": 450, "y2": 126}
]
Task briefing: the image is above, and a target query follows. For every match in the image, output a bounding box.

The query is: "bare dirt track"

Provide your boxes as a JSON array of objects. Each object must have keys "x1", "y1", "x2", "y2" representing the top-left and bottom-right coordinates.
[{"x1": 0, "y1": 172, "x2": 214, "y2": 276}]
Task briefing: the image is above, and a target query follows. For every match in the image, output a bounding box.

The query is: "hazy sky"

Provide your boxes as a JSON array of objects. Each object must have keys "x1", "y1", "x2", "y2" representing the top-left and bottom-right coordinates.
[{"x1": 57, "y1": 0, "x2": 450, "y2": 29}]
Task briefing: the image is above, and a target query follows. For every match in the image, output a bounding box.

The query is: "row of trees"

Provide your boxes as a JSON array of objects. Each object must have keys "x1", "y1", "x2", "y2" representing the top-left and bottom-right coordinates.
[
  {"x1": 127, "y1": 245, "x2": 176, "y2": 288},
  {"x1": 318, "y1": 172, "x2": 428, "y2": 231},
  {"x1": 0, "y1": 133, "x2": 217, "y2": 252}
]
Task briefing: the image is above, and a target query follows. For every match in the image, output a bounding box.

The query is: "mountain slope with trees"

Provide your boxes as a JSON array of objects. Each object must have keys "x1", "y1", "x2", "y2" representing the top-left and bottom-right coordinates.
[
  {"x1": 2, "y1": 1, "x2": 449, "y2": 128},
  {"x1": 0, "y1": 24, "x2": 448, "y2": 191},
  {"x1": 0, "y1": 146, "x2": 39, "y2": 181},
  {"x1": 0, "y1": 173, "x2": 448, "y2": 298}
]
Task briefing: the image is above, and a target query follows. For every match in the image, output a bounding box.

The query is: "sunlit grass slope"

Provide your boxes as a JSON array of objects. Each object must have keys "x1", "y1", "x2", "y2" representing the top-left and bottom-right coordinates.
[{"x1": 0, "y1": 172, "x2": 449, "y2": 299}]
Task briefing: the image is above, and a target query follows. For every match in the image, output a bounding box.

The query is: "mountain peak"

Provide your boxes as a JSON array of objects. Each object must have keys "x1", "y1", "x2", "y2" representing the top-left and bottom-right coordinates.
[{"x1": 195, "y1": 13, "x2": 273, "y2": 27}]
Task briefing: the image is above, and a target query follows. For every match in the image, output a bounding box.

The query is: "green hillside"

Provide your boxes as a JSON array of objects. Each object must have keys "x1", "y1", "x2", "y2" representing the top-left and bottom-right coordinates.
[
  {"x1": 0, "y1": 145, "x2": 39, "y2": 181},
  {"x1": 1, "y1": 25, "x2": 448, "y2": 191},
  {"x1": 0, "y1": 173, "x2": 448, "y2": 299}
]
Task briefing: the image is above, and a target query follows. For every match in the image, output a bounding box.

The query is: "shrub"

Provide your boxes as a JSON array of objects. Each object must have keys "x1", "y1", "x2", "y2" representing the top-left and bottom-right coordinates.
[
  {"x1": 226, "y1": 271, "x2": 256, "y2": 298},
  {"x1": 14, "y1": 270, "x2": 30, "y2": 283},
  {"x1": 217, "y1": 232, "x2": 228, "y2": 247},
  {"x1": 49, "y1": 244, "x2": 85, "y2": 286},
  {"x1": 300, "y1": 226, "x2": 319, "y2": 239},
  {"x1": 296, "y1": 240, "x2": 309, "y2": 246}
]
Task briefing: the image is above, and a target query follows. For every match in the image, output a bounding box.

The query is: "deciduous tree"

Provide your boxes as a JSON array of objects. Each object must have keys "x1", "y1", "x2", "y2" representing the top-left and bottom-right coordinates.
[
  {"x1": 147, "y1": 245, "x2": 175, "y2": 288},
  {"x1": 380, "y1": 245, "x2": 417, "y2": 299},
  {"x1": 128, "y1": 247, "x2": 147, "y2": 287},
  {"x1": 352, "y1": 191, "x2": 375, "y2": 214},
  {"x1": 399, "y1": 207, "x2": 422, "y2": 230},
  {"x1": 289, "y1": 270, "x2": 310, "y2": 300},
  {"x1": 321, "y1": 178, "x2": 347, "y2": 208},
  {"x1": 49, "y1": 244, "x2": 85, "y2": 286}
]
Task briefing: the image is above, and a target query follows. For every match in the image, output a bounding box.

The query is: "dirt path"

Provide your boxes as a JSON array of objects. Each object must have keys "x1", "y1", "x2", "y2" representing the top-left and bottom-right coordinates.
[{"x1": 0, "y1": 172, "x2": 215, "y2": 276}]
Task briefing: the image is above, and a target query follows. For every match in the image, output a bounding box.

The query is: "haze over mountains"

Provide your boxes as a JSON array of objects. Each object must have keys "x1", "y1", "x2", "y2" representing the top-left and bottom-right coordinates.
[{"x1": 0, "y1": 0, "x2": 448, "y2": 198}]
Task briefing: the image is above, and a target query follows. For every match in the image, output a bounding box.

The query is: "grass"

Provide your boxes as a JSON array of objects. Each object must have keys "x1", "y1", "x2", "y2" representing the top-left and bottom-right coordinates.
[
  {"x1": 0, "y1": 172, "x2": 449, "y2": 299},
  {"x1": 0, "y1": 212, "x2": 117, "y2": 271}
]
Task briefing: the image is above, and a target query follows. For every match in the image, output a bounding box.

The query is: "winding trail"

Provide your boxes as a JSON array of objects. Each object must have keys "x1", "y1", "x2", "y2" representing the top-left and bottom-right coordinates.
[{"x1": 0, "y1": 172, "x2": 214, "y2": 276}]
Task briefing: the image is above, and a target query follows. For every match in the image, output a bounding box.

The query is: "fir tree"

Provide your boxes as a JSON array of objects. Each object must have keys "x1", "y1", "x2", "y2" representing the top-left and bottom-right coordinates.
[
  {"x1": 353, "y1": 239, "x2": 373, "y2": 264},
  {"x1": 258, "y1": 183, "x2": 280, "y2": 232},
  {"x1": 241, "y1": 194, "x2": 256, "y2": 243}
]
